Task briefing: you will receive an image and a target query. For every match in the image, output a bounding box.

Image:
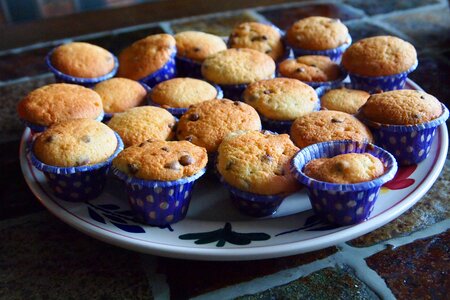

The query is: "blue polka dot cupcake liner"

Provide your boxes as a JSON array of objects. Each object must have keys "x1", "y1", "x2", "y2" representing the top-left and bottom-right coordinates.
[
  {"x1": 175, "y1": 56, "x2": 203, "y2": 79},
  {"x1": 290, "y1": 140, "x2": 398, "y2": 225},
  {"x1": 112, "y1": 167, "x2": 206, "y2": 226},
  {"x1": 46, "y1": 49, "x2": 118, "y2": 88},
  {"x1": 359, "y1": 104, "x2": 449, "y2": 166},
  {"x1": 289, "y1": 34, "x2": 352, "y2": 62},
  {"x1": 347, "y1": 60, "x2": 418, "y2": 93},
  {"x1": 102, "y1": 82, "x2": 151, "y2": 122},
  {"x1": 218, "y1": 176, "x2": 287, "y2": 218},
  {"x1": 138, "y1": 50, "x2": 177, "y2": 88},
  {"x1": 28, "y1": 132, "x2": 124, "y2": 202},
  {"x1": 147, "y1": 84, "x2": 223, "y2": 117},
  {"x1": 314, "y1": 82, "x2": 354, "y2": 99},
  {"x1": 21, "y1": 111, "x2": 105, "y2": 134}
]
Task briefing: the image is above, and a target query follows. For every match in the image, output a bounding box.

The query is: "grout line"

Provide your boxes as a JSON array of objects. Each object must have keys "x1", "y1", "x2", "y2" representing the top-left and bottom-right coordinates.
[
  {"x1": 0, "y1": 73, "x2": 53, "y2": 87},
  {"x1": 365, "y1": 19, "x2": 412, "y2": 41},
  {"x1": 159, "y1": 22, "x2": 173, "y2": 35},
  {"x1": 371, "y1": 2, "x2": 448, "y2": 20},
  {"x1": 244, "y1": 10, "x2": 271, "y2": 23},
  {"x1": 140, "y1": 255, "x2": 171, "y2": 300}
]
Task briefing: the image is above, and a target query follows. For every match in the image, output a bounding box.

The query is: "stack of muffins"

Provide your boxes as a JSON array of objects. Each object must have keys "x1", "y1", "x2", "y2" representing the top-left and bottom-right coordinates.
[{"x1": 19, "y1": 15, "x2": 448, "y2": 227}]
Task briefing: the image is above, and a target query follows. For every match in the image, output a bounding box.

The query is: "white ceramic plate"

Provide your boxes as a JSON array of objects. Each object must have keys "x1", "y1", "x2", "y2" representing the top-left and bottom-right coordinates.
[{"x1": 20, "y1": 80, "x2": 448, "y2": 261}]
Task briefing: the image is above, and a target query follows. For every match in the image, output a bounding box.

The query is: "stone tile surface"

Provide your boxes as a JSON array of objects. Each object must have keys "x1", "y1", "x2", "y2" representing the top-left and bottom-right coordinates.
[
  {"x1": 0, "y1": 213, "x2": 152, "y2": 299},
  {"x1": 342, "y1": 0, "x2": 440, "y2": 16},
  {"x1": 366, "y1": 230, "x2": 450, "y2": 299},
  {"x1": 381, "y1": 6, "x2": 450, "y2": 48},
  {"x1": 260, "y1": 3, "x2": 365, "y2": 31},
  {"x1": 346, "y1": 21, "x2": 394, "y2": 43},
  {"x1": 157, "y1": 247, "x2": 337, "y2": 299},
  {"x1": 349, "y1": 161, "x2": 449, "y2": 247},
  {"x1": 171, "y1": 12, "x2": 261, "y2": 36},
  {"x1": 236, "y1": 266, "x2": 379, "y2": 300},
  {"x1": 0, "y1": 47, "x2": 52, "y2": 82},
  {"x1": 0, "y1": 75, "x2": 54, "y2": 141}
]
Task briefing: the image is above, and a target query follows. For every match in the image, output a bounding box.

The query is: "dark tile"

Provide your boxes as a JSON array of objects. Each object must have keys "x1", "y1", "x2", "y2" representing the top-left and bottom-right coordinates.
[
  {"x1": 346, "y1": 20, "x2": 394, "y2": 43},
  {"x1": 409, "y1": 53, "x2": 450, "y2": 107},
  {"x1": 237, "y1": 266, "x2": 379, "y2": 300},
  {"x1": 342, "y1": 0, "x2": 440, "y2": 16},
  {"x1": 0, "y1": 75, "x2": 54, "y2": 141},
  {"x1": 366, "y1": 230, "x2": 450, "y2": 299},
  {"x1": 0, "y1": 46, "x2": 52, "y2": 81},
  {"x1": 84, "y1": 25, "x2": 164, "y2": 55},
  {"x1": 157, "y1": 247, "x2": 337, "y2": 299},
  {"x1": 260, "y1": 3, "x2": 365, "y2": 31},
  {"x1": 0, "y1": 140, "x2": 44, "y2": 221},
  {"x1": 0, "y1": 213, "x2": 152, "y2": 299},
  {"x1": 171, "y1": 11, "x2": 260, "y2": 36},
  {"x1": 382, "y1": 6, "x2": 450, "y2": 48},
  {"x1": 349, "y1": 161, "x2": 449, "y2": 247}
]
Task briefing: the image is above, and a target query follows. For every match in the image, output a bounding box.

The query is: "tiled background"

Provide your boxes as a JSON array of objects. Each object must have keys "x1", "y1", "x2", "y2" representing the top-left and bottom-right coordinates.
[{"x1": 0, "y1": 0, "x2": 449, "y2": 299}]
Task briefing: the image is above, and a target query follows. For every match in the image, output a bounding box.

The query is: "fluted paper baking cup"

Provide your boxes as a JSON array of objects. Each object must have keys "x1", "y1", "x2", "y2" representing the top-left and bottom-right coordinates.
[{"x1": 289, "y1": 34, "x2": 352, "y2": 62}]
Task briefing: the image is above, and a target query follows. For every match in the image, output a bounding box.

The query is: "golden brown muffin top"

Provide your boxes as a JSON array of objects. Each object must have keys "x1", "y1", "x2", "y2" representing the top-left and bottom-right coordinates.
[
  {"x1": 175, "y1": 31, "x2": 227, "y2": 62},
  {"x1": 94, "y1": 78, "x2": 147, "y2": 113},
  {"x1": 321, "y1": 88, "x2": 370, "y2": 115},
  {"x1": 278, "y1": 55, "x2": 342, "y2": 82}
]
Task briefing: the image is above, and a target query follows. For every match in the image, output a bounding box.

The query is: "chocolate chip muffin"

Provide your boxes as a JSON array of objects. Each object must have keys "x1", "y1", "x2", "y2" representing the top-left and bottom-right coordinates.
[
  {"x1": 34, "y1": 119, "x2": 117, "y2": 167},
  {"x1": 321, "y1": 87, "x2": 370, "y2": 114},
  {"x1": 243, "y1": 78, "x2": 318, "y2": 121},
  {"x1": 108, "y1": 106, "x2": 176, "y2": 147},
  {"x1": 358, "y1": 90, "x2": 442, "y2": 125},
  {"x1": 278, "y1": 55, "x2": 342, "y2": 82},
  {"x1": 17, "y1": 83, "x2": 103, "y2": 128},
  {"x1": 174, "y1": 31, "x2": 227, "y2": 63},
  {"x1": 50, "y1": 42, "x2": 115, "y2": 78},
  {"x1": 217, "y1": 130, "x2": 300, "y2": 195},
  {"x1": 176, "y1": 99, "x2": 262, "y2": 152},
  {"x1": 117, "y1": 34, "x2": 176, "y2": 80},
  {"x1": 342, "y1": 36, "x2": 417, "y2": 77},
  {"x1": 286, "y1": 16, "x2": 349, "y2": 51},
  {"x1": 304, "y1": 153, "x2": 385, "y2": 184},
  {"x1": 93, "y1": 78, "x2": 147, "y2": 114},
  {"x1": 290, "y1": 110, "x2": 373, "y2": 148},
  {"x1": 228, "y1": 22, "x2": 285, "y2": 61},
  {"x1": 113, "y1": 140, "x2": 207, "y2": 181}
]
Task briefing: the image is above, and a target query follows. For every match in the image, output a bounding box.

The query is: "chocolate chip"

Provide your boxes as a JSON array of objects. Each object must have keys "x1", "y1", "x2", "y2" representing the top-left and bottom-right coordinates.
[
  {"x1": 225, "y1": 161, "x2": 234, "y2": 171},
  {"x1": 185, "y1": 135, "x2": 194, "y2": 142},
  {"x1": 138, "y1": 142, "x2": 146, "y2": 147},
  {"x1": 310, "y1": 64, "x2": 317, "y2": 67},
  {"x1": 265, "y1": 49, "x2": 272, "y2": 54},
  {"x1": 335, "y1": 161, "x2": 348, "y2": 173},
  {"x1": 189, "y1": 113, "x2": 200, "y2": 121},
  {"x1": 127, "y1": 163, "x2": 139, "y2": 174},
  {"x1": 414, "y1": 113, "x2": 421, "y2": 118},
  {"x1": 45, "y1": 136, "x2": 54, "y2": 143},
  {"x1": 296, "y1": 68, "x2": 305, "y2": 73},
  {"x1": 161, "y1": 147, "x2": 169, "y2": 152},
  {"x1": 164, "y1": 161, "x2": 181, "y2": 170},
  {"x1": 274, "y1": 167, "x2": 285, "y2": 176},
  {"x1": 76, "y1": 158, "x2": 90, "y2": 166},
  {"x1": 331, "y1": 118, "x2": 343, "y2": 123},
  {"x1": 263, "y1": 90, "x2": 271, "y2": 95},
  {"x1": 262, "y1": 154, "x2": 273, "y2": 162},
  {"x1": 420, "y1": 96, "x2": 425, "y2": 99},
  {"x1": 168, "y1": 123, "x2": 175, "y2": 128},
  {"x1": 233, "y1": 101, "x2": 240, "y2": 106},
  {"x1": 146, "y1": 138, "x2": 155, "y2": 143},
  {"x1": 262, "y1": 35, "x2": 268, "y2": 40},
  {"x1": 81, "y1": 135, "x2": 91, "y2": 143},
  {"x1": 179, "y1": 155, "x2": 195, "y2": 166},
  {"x1": 193, "y1": 47, "x2": 201, "y2": 52}
]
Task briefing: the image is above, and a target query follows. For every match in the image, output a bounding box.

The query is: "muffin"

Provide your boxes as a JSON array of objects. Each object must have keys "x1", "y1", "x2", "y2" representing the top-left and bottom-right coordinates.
[
  {"x1": 117, "y1": 34, "x2": 177, "y2": 87},
  {"x1": 174, "y1": 31, "x2": 227, "y2": 78},
  {"x1": 108, "y1": 106, "x2": 177, "y2": 147},
  {"x1": 321, "y1": 87, "x2": 370, "y2": 114},
  {"x1": 17, "y1": 83, "x2": 104, "y2": 133},
  {"x1": 290, "y1": 110, "x2": 373, "y2": 148},
  {"x1": 228, "y1": 22, "x2": 286, "y2": 61},
  {"x1": 149, "y1": 77, "x2": 222, "y2": 116},
  {"x1": 217, "y1": 130, "x2": 301, "y2": 217},
  {"x1": 112, "y1": 140, "x2": 208, "y2": 226},
  {"x1": 342, "y1": 36, "x2": 417, "y2": 92},
  {"x1": 30, "y1": 119, "x2": 123, "y2": 201},
  {"x1": 243, "y1": 78, "x2": 319, "y2": 132},
  {"x1": 47, "y1": 42, "x2": 117, "y2": 86},
  {"x1": 176, "y1": 99, "x2": 262, "y2": 153},
  {"x1": 286, "y1": 16, "x2": 351, "y2": 61},
  {"x1": 201, "y1": 48, "x2": 276, "y2": 100},
  {"x1": 278, "y1": 55, "x2": 345, "y2": 88},
  {"x1": 291, "y1": 140, "x2": 397, "y2": 225},
  {"x1": 357, "y1": 89, "x2": 448, "y2": 165},
  {"x1": 93, "y1": 78, "x2": 148, "y2": 119}
]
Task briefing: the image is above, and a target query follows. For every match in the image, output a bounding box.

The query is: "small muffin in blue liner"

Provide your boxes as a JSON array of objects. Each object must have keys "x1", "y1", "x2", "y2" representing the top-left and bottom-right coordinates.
[
  {"x1": 46, "y1": 42, "x2": 118, "y2": 87},
  {"x1": 17, "y1": 83, "x2": 105, "y2": 134},
  {"x1": 286, "y1": 17, "x2": 351, "y2": 62},
  {"x1": 29, "y1": 119, "x2": 124, "y2": 202},
  {"x1": 111, "y1": 140, "x2": 208, "y2": 226},
  {"x1": 357, "y1": 90, "x2": 449, "y2": 166},
  {"x1": 278, "y1": 55, "x2": 347, "y2": 89},
  {"x1": 315, "y1": 83, "x2": 370, "y2": 115},
  {"x1": 342, "y1": 36, "x2": 417, "y2": 93},
  {"x1": 290, "y1": 140, "x2": 398, "y2": 225},
  {"x1": 243, "y1": 78, "x2": 320, "y2": 134},
  {"x1": 217, "y1": 130, "x2": 301, "y2": 217},
  {"x1": 148, "y1": 77, "x2": 223, "y2": 117},
  {"x1": 202, "y1": 48, "x2": 276, "y2": 101},
  {"x1": 174, "y1": 31, "x2": 227, "y2": 78}
]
